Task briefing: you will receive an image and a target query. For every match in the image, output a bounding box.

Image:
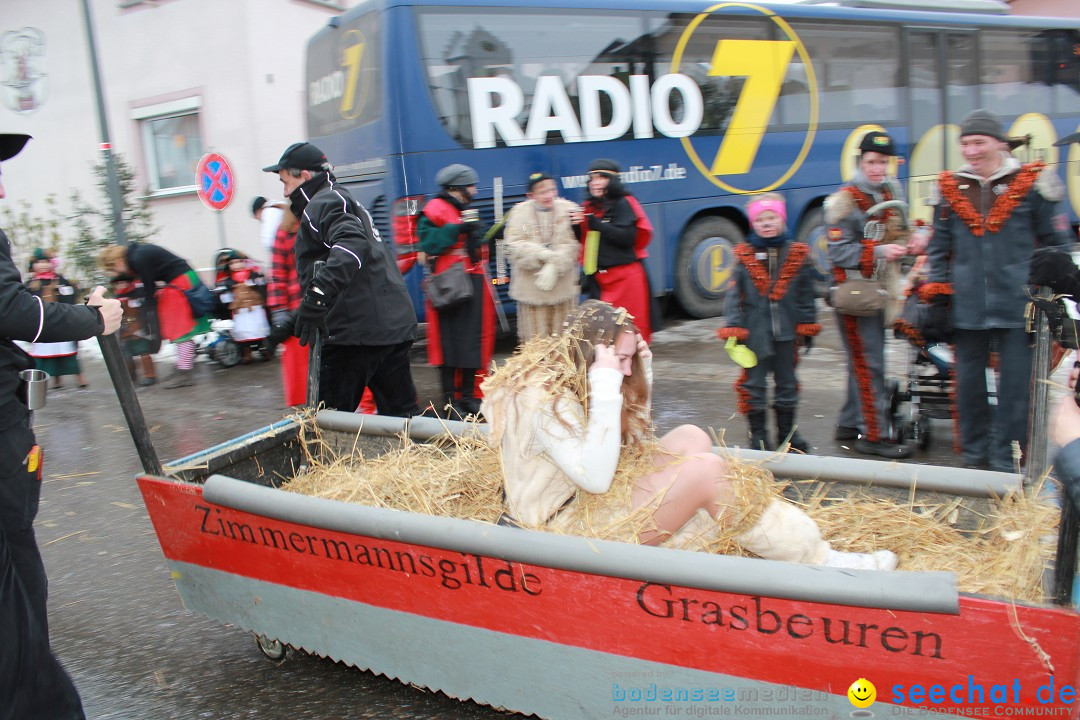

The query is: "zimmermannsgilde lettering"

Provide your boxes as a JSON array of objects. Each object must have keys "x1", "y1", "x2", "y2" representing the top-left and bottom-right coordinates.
[{"x1": 195, "y1": 504, "x2": 542, "y2": 595}]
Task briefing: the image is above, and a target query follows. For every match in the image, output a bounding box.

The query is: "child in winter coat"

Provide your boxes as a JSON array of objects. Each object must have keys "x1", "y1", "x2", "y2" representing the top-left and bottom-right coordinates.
[
  {"x1": 216, "y1": 250, "x2": 269, "y2": 362},
  {"x1": 24, "y1": 249, "x2": 87, "y2": 388},
  {"x1": 111, "y1": 277, "x2": 160, "y2": 387},
  {"x1": 717, "y1": 193, "x2": 820, "y2": 452}
]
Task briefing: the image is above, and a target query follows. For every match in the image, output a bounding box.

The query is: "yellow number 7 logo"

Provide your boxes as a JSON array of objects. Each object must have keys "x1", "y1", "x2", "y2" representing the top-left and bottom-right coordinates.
[
  {"x1": 708, "y1": 39, "x2": 795, "y2": 176},
  {"x1": 340, "y1": 40, "x2": 365, "y2": 116}
]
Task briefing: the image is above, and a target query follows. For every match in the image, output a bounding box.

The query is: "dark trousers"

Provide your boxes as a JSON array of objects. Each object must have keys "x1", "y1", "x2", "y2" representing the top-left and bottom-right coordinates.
[
  {"x1": 836, "y1": 311, "x2": 888, "y2": 442},
  {"x1": 742, "y1": 340, "x2": 798, "y2": 409},
  {"x1": 0, "y1": 401, "x2": 84, "y2": 720},
  {"x1": 954, "y1": 328, "x2": 1032, "y2": 471},
  {"x1": 319, "y1": 341, "x2": 419, "y2": 417}
]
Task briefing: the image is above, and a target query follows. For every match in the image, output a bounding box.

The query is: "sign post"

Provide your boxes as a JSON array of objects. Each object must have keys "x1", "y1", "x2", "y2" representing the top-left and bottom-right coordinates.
[{"x1": 196, "y1": 152, "x2": 235, "y2": 248}]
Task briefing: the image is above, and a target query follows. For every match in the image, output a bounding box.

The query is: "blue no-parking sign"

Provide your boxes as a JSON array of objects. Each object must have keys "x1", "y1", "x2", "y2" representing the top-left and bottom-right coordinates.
[{"x1": 196, "y1": 153, "x2": 235, "y2": 211}]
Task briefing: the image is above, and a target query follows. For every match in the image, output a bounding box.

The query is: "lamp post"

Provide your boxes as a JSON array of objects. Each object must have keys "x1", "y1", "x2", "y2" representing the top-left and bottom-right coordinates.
[
  {"x1": 77, "y1": 0, "x2": 162, "y2": 476},
  {"x1": 79, "y1": 0, "x2": 127, "y2": 247}
]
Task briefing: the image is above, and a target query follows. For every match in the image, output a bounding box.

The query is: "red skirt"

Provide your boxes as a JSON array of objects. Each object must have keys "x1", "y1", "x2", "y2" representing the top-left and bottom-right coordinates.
[
  {"x1": 595, "y1": 262, "x2": 652, "y2": 343},
  {"x1": 156, "y1": 285, "x2": 195, "y2": 341}
]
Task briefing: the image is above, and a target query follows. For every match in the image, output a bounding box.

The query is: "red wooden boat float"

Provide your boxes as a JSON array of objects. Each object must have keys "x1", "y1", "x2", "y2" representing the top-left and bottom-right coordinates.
[{"x1": 139, "y1": 411, "x2": 1080, "y2": 719}]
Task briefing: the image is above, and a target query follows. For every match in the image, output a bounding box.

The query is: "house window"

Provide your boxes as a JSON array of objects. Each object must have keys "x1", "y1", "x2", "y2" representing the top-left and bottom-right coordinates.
[{"x1": 133, "y1": 97, "x2": 203, "y2": 194}]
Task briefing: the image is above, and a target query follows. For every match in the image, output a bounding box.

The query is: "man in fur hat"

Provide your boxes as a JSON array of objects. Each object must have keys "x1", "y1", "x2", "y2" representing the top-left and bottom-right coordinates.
[
  {"x1": 0, "y1": 133, "x2": 122, "y2": 718},
  {"x1": 922, "y1": 109, "x2": 1071, "y2": 472}
]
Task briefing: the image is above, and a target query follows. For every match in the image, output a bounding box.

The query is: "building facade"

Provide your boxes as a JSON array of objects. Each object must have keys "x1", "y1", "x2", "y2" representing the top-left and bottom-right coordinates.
[{"x1": 1, "y1": 0, "x2": 354, "y2": 276}]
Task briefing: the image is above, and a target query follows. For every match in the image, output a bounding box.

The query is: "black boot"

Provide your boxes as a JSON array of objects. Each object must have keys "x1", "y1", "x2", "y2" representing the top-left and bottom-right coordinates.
[
  {"x1": 774, "y1": 405, "x2": 809, "y2": 453},
  {"x1": 747, "y1": 410, "x2": 773, "y2": 450},
  {"x1": 457, "y1": 368, "x2": 483, "y2": 419},
  {"x1": 433, "y1": 365, "x2": 458, "y2": 418}
]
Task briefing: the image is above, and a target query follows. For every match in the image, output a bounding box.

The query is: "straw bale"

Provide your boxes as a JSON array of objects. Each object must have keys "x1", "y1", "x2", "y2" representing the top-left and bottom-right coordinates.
[
  {"x1": 793, "y1": 480, "x2": 1058, "y2": 603},
  {"x1": 282, "y1": 424, "x2": 1061, "y2": 604}
]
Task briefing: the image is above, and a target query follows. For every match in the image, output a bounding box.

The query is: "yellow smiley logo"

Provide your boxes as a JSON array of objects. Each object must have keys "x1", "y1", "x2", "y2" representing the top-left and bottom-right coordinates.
[{"x1": 847, "y1": 678, "x2": 877, "y2": 709}]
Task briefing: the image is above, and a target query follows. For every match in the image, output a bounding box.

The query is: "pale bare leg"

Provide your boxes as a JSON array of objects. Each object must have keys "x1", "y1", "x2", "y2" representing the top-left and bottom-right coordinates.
[{"x1": 631, "y1": 425, "x2": 735, "y2": 545}]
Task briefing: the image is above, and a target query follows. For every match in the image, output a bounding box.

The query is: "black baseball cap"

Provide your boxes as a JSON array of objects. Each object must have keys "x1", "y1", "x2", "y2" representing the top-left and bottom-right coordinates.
[
  {"x1": 527, "y1": 172, "x2": 553, "y2": 191},
  {"x1": 859, "y1": 131, "x2": 897, "y2": 156},
  {"x1": 251, "y1": 196, "x2": 267, "y2": 216},
  {"x1": 0, "y1": 133, "x2": 31, "y2": 162},
  {"x1": 587, "y1": 158, "x2": 621, "y2": 175},
  {"x1": 262, "y1": 142, "x2": 329, "y2": 173}
]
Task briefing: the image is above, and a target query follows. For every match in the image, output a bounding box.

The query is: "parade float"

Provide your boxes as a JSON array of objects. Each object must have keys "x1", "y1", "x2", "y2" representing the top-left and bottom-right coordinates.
[{"x1": 134, "y1": 410, "x2": 1080, "y2": 719}]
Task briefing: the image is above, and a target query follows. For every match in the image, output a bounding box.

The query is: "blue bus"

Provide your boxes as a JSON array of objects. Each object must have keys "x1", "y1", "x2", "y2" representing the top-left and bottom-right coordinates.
[{"x1": 304, "y1": 0, "x2": 1080, "y2": 318}]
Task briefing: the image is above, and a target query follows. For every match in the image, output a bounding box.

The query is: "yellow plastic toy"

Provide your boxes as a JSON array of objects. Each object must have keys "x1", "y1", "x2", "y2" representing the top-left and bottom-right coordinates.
[{"x1": 724, "y1": 336, "x2": 758, "y2": 368}]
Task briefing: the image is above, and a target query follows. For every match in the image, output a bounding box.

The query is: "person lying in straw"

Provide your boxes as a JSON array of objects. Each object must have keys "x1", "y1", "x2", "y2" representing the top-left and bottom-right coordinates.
[{"x1": 481, "y1": 300, "x2": 898, "y2": 570}]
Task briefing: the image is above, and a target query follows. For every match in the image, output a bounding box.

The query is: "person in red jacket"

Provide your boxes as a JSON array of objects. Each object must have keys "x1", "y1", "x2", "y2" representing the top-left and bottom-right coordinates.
[
  {"x1": 417, "y1": 164, "x2": 495, "y2": 417},
  {"x1": 266, "y1": 210, "x2": 308, "y2": 406},
  {"x1": 575, "y1": 158, "x2": 654, "y2": 342}
]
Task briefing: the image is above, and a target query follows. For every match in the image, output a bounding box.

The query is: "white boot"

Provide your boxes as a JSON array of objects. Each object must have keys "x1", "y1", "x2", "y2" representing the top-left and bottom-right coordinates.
[
  {"x1": 737, "y1": 500, "x2": 831, "y2": 565},
  {"x1": 824, "y1": 549, "x2": 898, "y2": 571}
]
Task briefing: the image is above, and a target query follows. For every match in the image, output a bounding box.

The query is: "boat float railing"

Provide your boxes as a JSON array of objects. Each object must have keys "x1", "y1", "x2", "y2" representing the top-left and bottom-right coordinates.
[{"x1": 316, "y1": 410, "x2": 1020, "y2": 498}]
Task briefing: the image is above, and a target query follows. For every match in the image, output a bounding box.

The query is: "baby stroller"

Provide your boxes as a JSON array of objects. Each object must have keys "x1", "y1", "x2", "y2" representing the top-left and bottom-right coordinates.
[
  {"x1": 887, "y1": 260, "x2": 962, "y2": 452},
  {"x1": 210, "y1": 248, "x2": 272, "y2": 365},
  {"x1": 888, "y1": 267, "x2": 1078, "y2": 454},
  {"x1": 889, "y1": 294, "x2": 956, "y2": 452}
]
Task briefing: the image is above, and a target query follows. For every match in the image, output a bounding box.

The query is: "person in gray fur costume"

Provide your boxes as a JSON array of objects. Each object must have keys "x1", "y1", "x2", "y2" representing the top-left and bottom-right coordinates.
[
  {"x1": 503, "y1": 172, "x2": 582, "y2": 342},
  {"x1": 825, "y1": 130, "x2": 927, "y2": 459}
]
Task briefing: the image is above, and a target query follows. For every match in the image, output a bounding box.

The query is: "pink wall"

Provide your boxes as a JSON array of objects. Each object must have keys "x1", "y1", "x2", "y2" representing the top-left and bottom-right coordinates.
[{"x1": 1007, "y1": 0, "x2": 1080, "y2": 17}]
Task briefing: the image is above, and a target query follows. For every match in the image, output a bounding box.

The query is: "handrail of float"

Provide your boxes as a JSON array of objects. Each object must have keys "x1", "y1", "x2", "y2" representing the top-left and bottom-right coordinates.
[{"x1": 315, "y1": 410, "x2": 1020, "y2": 498}]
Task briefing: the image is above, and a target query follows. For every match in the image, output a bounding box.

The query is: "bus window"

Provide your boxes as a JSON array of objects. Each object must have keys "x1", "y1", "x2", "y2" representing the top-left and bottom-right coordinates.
[
  {"x1": 945, "y1": 33, "x2": 978, "y2": 125},
  {"x1": 980, "y1": 30, "x2": 1054, "y2": 119},
  {"x1": 415, "y1": 8, "x2": 650, "y2": 147},
  {"x1": 1049, "y1": 30, "x2": 1080, "y2": 115},
  {"x1": 649, "y1": 14, "x2": 773, "y2": 137},
  {"x1": 778, "y1": 22, "x2": 901, "y2": 127}
]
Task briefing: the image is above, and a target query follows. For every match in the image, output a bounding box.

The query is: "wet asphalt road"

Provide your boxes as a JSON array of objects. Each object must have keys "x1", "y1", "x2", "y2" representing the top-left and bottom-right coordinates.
[{"x1": 30, "y1": 309, "x2": 1057, "y2": 719}]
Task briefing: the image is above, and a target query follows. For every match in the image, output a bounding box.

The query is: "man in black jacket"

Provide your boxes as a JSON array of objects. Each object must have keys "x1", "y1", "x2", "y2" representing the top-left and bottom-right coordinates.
[
  {"x1": 0, "y1": 133, "x2": 123, "y2": 719},
  {"x1": 264, "y1": 142, "x2": 419, "y2": 415}
]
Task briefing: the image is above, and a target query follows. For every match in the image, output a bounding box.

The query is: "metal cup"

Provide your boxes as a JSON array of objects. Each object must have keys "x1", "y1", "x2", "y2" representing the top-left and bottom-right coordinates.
[{"x1": 19, "y1": 368, "x2": 48, "y2": 411}]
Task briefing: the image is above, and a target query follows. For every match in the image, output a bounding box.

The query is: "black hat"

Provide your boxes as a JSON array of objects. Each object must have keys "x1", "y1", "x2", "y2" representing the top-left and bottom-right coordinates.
[
  {"x1": 587, "y1": 158, "x2": 621, "y2": 175},
  {"x1": 435, "y1": 164, "x2": 478, "y2": 188},
  {"x1": 1054, "y1": 132, "x2": 1080, "y2": 147},
  {"x1": 858, "y1": 131, "x2": 897, "y2": 156},
  {"x1": 262, "y1": 142, "x2": 329, "y2": 173},
  {"x1": 0, "y1": 134, "x2": 31, "y2": 162},
  {"x1": 526, "y1": 171, "x2": 553, "y2": 191},
  {"x1": 251, "y1": 196, "x2": 267, "y2": 216},
  {"x1": 959, "y1": 109, "x2": 1008, "y2": 143}
]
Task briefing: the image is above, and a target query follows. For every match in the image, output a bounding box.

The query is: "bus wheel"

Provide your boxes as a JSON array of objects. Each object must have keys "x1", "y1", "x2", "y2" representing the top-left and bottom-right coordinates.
[{"x1": 674, "y1": 217, "x2": 743, "y2": 318}]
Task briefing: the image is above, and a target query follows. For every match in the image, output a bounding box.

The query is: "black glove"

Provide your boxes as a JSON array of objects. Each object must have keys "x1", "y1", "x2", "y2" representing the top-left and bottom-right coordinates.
[
  {"x1": 921, "y1": 296, "x2": 953, "y2": 344},
  {"x1": 586, "y1": 214, "x2": 604, "y2": 231},
  {"x1": 464, "y1": 222, "x2": 481, "y2": 264},
  {"x1": 266, "y1": 309, "x2": 295, "y2": 352},
  {"x1": 294, "y1": 284, "x2": 331, "y2": 347},
  {"x1": 1029, "y1": 247, "x2": 1080, "y2": 298}
]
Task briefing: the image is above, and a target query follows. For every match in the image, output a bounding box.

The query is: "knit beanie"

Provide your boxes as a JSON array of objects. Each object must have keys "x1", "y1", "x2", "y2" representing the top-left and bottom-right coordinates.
[{"x1": 959, "y1": 109, "x2": 1007, "y2": 142}]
